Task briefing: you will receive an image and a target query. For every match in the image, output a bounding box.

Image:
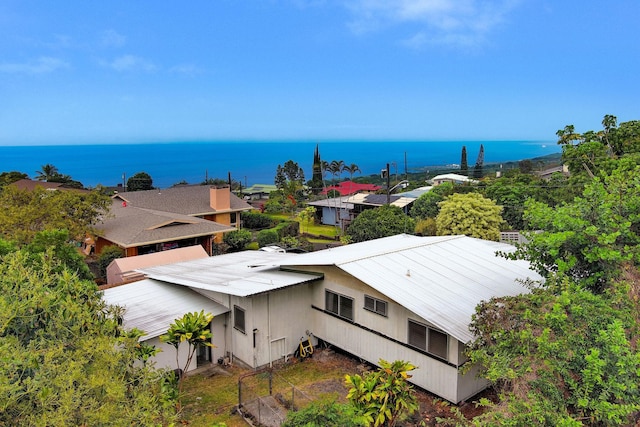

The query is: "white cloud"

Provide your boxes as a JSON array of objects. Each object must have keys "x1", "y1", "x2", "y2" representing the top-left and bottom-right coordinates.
[
  {"x1": 101, "y1": 30, "x2": 126, "y2": 48},
  {"x1": 103, "y1": 55, "x2": 156, "y2": 72},
  {"x1": 0, "y1": 56, "x2": 70, "y2": 74},
  {"x1": 346, "y1": 0, "x2": 519, "y2": 47},
  {"x1": 169, "y1": 64, "x2": 204, "y2": 76}
]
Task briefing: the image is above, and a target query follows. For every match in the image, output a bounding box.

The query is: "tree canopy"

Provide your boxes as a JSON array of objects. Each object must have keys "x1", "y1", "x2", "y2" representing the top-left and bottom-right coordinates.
[
  {"x1": 0, "y1": 239, "x2": 175, "y2": 425},
  {"x1": 435, "y1": 192, "x2": 504, "y2": 241},
  {"x1": 346, "y1": 205, "x2": 415, "y2": 243},
  {"x1": 127, "y1": 171, "x2": 154, "y2": 191},
  {"x1": 0, "y1": 185, "x2": 111, "y2": 245}
]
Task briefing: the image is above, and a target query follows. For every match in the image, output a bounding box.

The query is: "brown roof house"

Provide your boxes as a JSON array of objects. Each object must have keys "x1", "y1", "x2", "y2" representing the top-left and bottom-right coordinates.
[{"x1": 95, "y1": 185, "x2": 253, "y2": 256}]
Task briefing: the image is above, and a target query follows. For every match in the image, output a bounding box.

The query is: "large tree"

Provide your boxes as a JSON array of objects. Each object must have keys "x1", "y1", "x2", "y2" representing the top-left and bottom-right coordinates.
[
  {"x1": 506, "y1": 161, "x2": 640, "y2": 293},
  {"x1": 34, "y1": 163, "x2": 59, "y2": 181},
  {"x1": 409, "y1": 182, "x2": 455, "y2": 220},
  {"x1": 435, "y1": 192, "x2": 504, "y2": 241},
  {"x1": 0, "y1": 240, "x2": 175, "y2": 425},
  {"x1": 0, "y1": 185, "x2": 111, "y2": 245},
  {"x1": 275, "y1": 160, "x2": 306, "y2": 200},
  {"x1": 346, "y1": 205, "x2": 415, "y2": 243},
  {"x1": 466, "y1": 274, "x2": 640, "y2": 426},
  {"x1": 127, "y1": 171, "x2": 153, "y2": 191}
]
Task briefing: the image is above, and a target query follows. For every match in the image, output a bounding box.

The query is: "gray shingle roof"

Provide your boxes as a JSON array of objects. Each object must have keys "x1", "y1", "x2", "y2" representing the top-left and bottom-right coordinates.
[
  {"x1": 98, "y1": 201, "x2": 234, "y2": 247},
  {"x1": 115, "y1": 185, "x2": 252, "y2": 216}
]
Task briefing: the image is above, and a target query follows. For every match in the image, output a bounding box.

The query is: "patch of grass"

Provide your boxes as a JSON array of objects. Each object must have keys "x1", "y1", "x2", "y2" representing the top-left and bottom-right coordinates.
[{"x1": 179, "y1": 351, "x2": 360, "y2": 426}]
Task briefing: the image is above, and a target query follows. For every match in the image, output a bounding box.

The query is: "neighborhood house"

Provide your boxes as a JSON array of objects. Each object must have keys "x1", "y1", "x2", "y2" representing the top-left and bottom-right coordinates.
[{"x1": 102, "y1": 234, "x2": 541, "y2": 403}]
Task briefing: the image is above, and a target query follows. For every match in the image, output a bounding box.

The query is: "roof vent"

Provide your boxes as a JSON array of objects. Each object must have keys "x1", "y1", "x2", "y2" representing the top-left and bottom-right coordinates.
[{"x1": 406, "y1": 269, "x2": 411, "y2": 277}]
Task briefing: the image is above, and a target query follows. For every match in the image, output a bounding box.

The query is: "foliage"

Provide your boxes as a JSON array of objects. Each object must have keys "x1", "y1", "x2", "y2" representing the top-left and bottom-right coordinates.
[
  {"x1": 0, "y1": 171, "x2": 28, "y2": 187},
  {"x1": 482, "y1": 172, "x2": 544, "y2": 230},
  {"x1": 282, "y1": 398, "x2": 365, "y2": 427},
  {"x1": 345, "y1": 359, "x2": 419, "y2": 427},
  {"x1": 346, "y1": 205, "x2": 415, "y2": 243},
  {"x1": 257, "y1": 229, "x2": 279, "y2": 247},
  {"x1": 127, "y1": 171, "x2": 153, "y2": 191},
  {"x1": 34, "y1": 163, "x2": 59, "y2": 181},
  {"x1": 0, "y1": 245, "x2": 174, "y2": 426},
  {"x1": 0, "y1": 185, "x2": 111, "y2": 245},
  {"x1": 467, "y1": 276, "x2": 640, "y2": 426},
  {"x1": 308, "y1": 144, "x2": 324, "y2": 195},
  {"x1": 242, "y1": 211, "x2": 276, "y2": 229},
  {"x1": 223, "y1": 229, "x2": 253, "y2": 251},
  {"x1": 275, "y1": 160, "x2": 306, "y2": 200},
  {"x1": 410, "y1": 182, "x2": 455, "y2": 220},
  {"x1": 507, "y1": 163, "x2": 640, "y2": 293},
  {"x1": 160, "y1": 310, "x2": 214, "y2": 391},
  {"x1": 414, "y1": 217, "x2": 437, "y2": 236},
  {"x1": 460, "y1": 146, "x2": 468, "y2": 175},
  {"x1": 436, "y1": 192, "x2": 504, "y2": 241},
  {"x1": 275, "y1": 220, "x2": 300, "y2": 240},
  {"x1": 97, "y1": 245, "x2": 125, "y2": 279},
  {"x1": 297, "y1": 206, "x2": 316, "y2": 233},
  {"x1": 24, "y1": 229, "x2": 94, "y2": 281}
]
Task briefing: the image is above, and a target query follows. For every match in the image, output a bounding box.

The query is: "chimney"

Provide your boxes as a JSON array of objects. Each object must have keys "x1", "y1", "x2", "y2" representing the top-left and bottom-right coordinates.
[{"x1": 210, "y1": 186, "x2": 231, "y2": 211}]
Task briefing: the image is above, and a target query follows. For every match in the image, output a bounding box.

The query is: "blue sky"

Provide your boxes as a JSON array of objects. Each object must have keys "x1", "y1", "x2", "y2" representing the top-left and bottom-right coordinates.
[{"x1": 1, "y1": 0, "x2": 638, "y2": 145}]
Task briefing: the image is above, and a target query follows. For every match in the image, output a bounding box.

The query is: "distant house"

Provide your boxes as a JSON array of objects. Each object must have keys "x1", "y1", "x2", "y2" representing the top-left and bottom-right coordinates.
[
  {"x1": 103, "y1": 234, "x2": 540, "y2": 403},
  {"x1": 241, "y1": 184, "x2": 277, "y2": 201},
  {"x1": 321, "y1": 181, "x2": 381, "y2": 196},
  {"x1": 307, "y1": 192, "x2": 417, "y2": 228},
  {"x1": 94, "y1": 185, "x2": 253, "y2": 256},
  {"x1": 536, "y1": 164, "x2": 569, "y2": 180},
  {"x1": 105, "y1": 245, "x2": 209, "y2": 285},
  {"x1": 430, "y1": 173, "x2": 478, "y2": 186}
]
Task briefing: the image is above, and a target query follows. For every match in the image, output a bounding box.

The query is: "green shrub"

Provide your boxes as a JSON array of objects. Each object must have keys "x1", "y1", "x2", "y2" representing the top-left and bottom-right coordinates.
[
  {"x1": 242, "y1": 211, "x2": 276, "y2": 230},
  {"x1": 97, "y1": 245, "x2": 124, "y2": 279},
  {"x1": 223, "y1": 229, "x2": 253, "y2": 251},
  {"x1": 275, "y1": 221, "x2": 299, "y2": 239},
  {"x1": 257, "y1": 229, "x2": 279, "y2": 247}
]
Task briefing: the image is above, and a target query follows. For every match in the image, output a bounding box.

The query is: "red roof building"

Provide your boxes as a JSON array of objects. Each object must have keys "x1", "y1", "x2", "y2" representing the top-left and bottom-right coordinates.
[{"x1": 321, "y1": 181, "x2": 381, "y2": 196}]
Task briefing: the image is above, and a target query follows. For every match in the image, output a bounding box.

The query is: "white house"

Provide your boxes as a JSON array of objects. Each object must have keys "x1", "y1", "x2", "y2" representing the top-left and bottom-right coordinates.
[
  {"x1": 430, "y1": 173, "x2": 478, "y2": 186},
  {"x1": 102, "y1": 234, "x2": 541, "y2": 403}
]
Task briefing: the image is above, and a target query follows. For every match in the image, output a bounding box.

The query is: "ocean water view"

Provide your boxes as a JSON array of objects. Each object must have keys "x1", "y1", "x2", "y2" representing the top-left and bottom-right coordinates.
[{"x1": 0, "y1": 140, "x2": 559, "y2": 189}]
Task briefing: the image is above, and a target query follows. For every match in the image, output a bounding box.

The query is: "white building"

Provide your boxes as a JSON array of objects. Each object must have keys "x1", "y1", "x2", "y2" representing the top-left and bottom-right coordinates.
[{"x1": 102, "y1": 234, "x2": 541, "y2": 403}]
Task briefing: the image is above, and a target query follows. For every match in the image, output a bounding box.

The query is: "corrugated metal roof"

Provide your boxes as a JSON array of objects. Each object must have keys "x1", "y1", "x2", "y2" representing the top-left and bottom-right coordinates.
[
  {"x1": 279, "y1": 234, "x2": 541, "y2": 343},
  {"x1": 102, "y1": 279, "x2": 229, "y2": 339},
  {"x1": 139, "y1": 251, "x2": 323, "y2": 297}
]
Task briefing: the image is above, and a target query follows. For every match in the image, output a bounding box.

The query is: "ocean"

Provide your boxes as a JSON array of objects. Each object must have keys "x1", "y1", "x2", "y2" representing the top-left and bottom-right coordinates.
[{"x1": 0, "y1": 140, "x2": 559, "y2": 189}]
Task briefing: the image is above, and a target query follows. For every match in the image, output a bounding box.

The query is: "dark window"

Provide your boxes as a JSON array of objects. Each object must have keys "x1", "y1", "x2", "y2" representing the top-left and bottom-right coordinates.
[
  {"x1": 408, "y1": 320, "x2": 427, "y2": 351},
  {"x1": 364, "y1": 295, "x2": 388, "y2": 316},
  {"x1": 325, "y1": 290, "x2": 354, "y2": 321},
  {"x1": 234, "y1": 305, "x2": 245, "y2": 333},
  {"x1": 408, "y1": 320, "x2": 448, "y2": 360},
  {"x1": 428, "y1": 329, "x2": 448, "y2": 360}
]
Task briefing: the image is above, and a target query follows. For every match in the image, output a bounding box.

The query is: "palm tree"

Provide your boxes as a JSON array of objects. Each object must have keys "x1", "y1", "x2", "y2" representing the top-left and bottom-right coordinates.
[
  {"x1": 35, "y1": 164, "x2": 59, "y2": 182},
  {"x1": 328, "y1": 160, "x2": 345, "y2": 184},
  {"x1": 343, "y1": 163, "x2": 361, "y2": 181}
]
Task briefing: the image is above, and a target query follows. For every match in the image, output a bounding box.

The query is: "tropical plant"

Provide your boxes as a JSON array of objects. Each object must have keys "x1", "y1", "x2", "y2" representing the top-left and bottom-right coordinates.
[
  {"x1": 343, "y1": 163, "x2": 361, "y2": 181},
  {"x1": 160, "y1": 310, "x2": 214, "y2": 391},
  {"x1": 34, "y1": 163, "x2": 59, "y2": 181},
  {"x1": 345, "y1": 359, "x2": 419, "y2": 427},
  {"x1": 282, "y1": 398, "x2": 365, "y2": 427}
]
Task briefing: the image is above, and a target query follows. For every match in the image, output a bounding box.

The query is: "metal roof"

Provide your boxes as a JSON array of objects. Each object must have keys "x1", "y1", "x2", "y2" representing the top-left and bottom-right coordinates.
[
  {"x1": 139, "y1": 251, "x2": 323, "y2": 297},
  {"x1": 102, "y1": 279, "x2": 229, "y2": 339},
  {"x1": 279, "y1": 234, "x2": 541, "y2": 343}
]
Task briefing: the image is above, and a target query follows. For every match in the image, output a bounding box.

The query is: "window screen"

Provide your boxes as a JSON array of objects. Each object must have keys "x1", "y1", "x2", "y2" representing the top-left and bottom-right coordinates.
[
  {"x1": 234, "y1": 305, "x2": 245, "y2": 333},
  {"x1": 408, "y1": 320, "x2": 427, "y2": 351}
]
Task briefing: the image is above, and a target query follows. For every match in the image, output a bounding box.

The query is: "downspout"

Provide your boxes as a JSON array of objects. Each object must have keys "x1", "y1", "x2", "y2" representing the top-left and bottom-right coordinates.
[
  {"x1": 228, "y1": 294, "x2": 233, "y2": 364},
  {"x1": 268, "y1": 293, "x2": 272, "y2": 368}
]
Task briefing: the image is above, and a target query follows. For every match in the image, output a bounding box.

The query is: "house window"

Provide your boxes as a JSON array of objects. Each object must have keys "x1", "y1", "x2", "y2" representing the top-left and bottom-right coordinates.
[
  {"x1": 325, "y1": 290, "x2": 354, "y2": 321},
  {"x1": 364, "y1": 295, "x2": 388, "y2": 317},
  {"x1": 234, "y1": 305, "x2": 246, "y2": 334},
  {"x1": 230, "y1": 212, "x2": 237, "y2": 225},
  {"x1": 408, "y1": 320, "x2": 448, "y2": 360}
]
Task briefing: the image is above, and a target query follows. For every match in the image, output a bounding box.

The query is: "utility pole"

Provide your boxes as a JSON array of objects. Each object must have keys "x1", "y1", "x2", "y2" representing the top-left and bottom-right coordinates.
[{"x1": 385, "y1": 163, "x2": 390, "y2": 205}]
